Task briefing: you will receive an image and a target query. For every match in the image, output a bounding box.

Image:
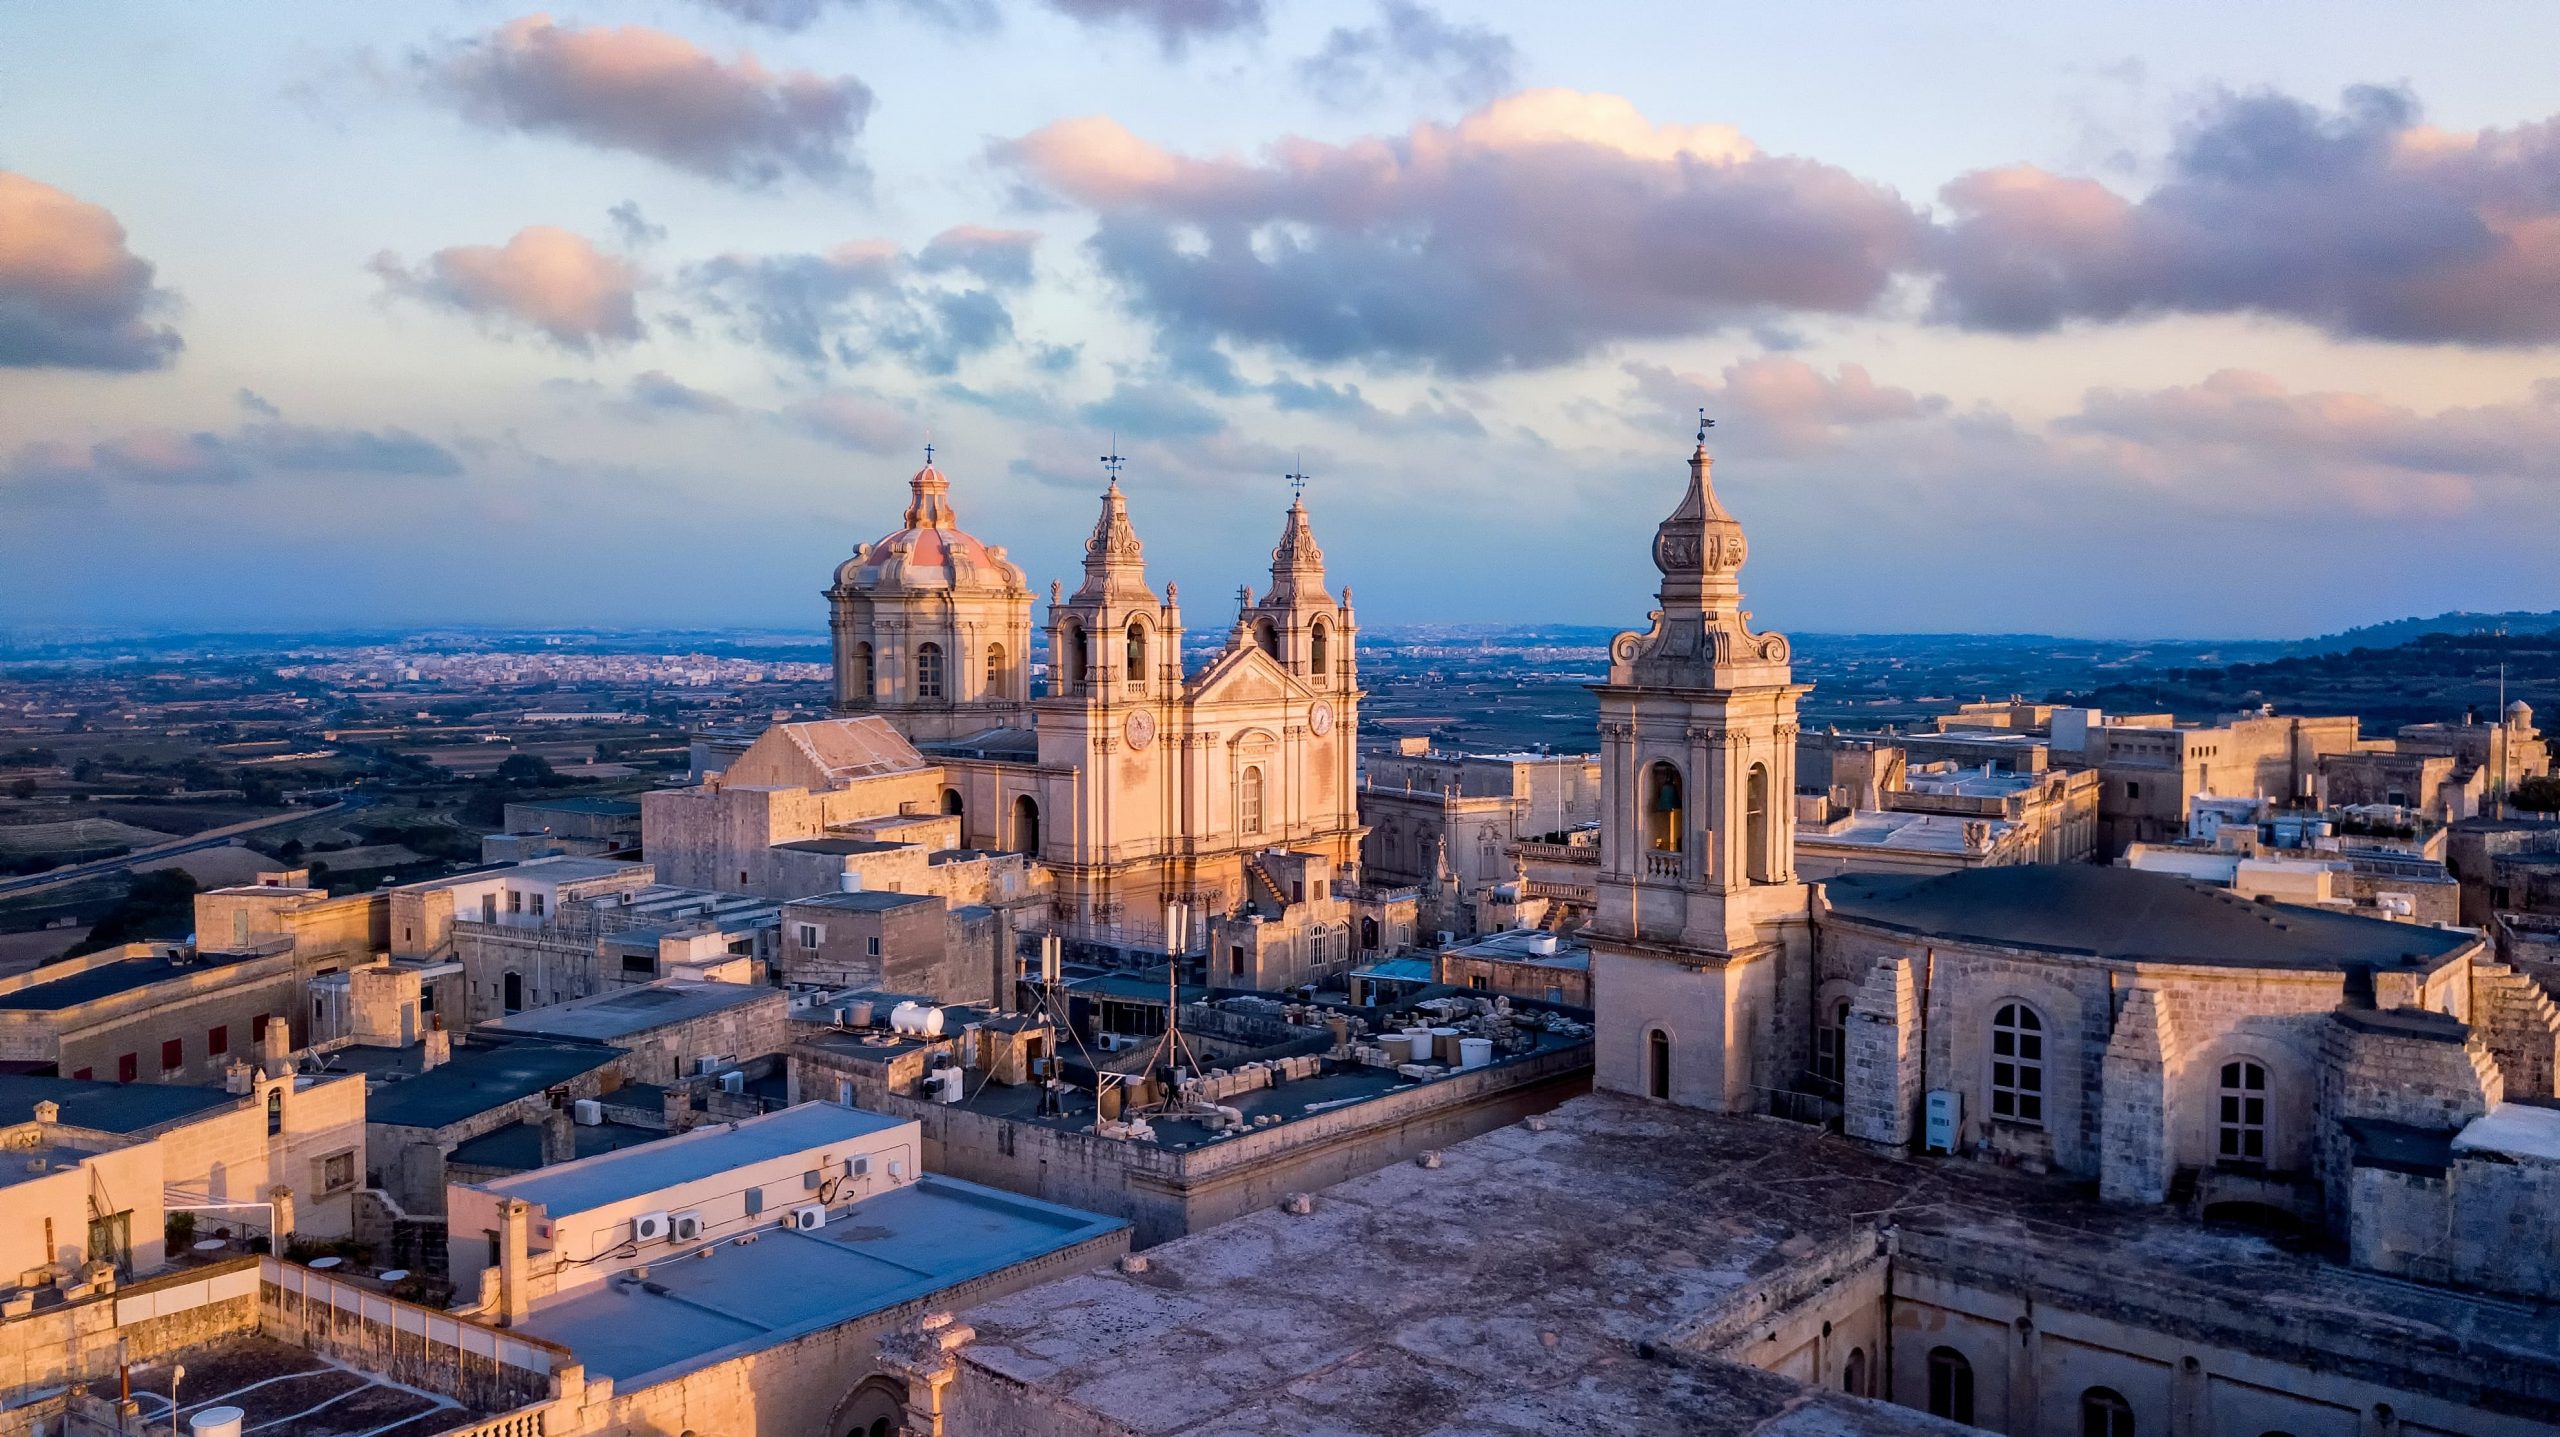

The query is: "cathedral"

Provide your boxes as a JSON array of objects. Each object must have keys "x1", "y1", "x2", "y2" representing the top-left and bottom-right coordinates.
[{"x1": 824, "y1": 455, "x2": 1366, "y2": 955}]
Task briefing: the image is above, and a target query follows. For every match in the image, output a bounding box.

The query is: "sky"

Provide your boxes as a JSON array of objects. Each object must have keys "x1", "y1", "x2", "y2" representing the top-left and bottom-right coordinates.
[{"x1": 4, "y1": 1, "x2": 2558, "y2": 641}]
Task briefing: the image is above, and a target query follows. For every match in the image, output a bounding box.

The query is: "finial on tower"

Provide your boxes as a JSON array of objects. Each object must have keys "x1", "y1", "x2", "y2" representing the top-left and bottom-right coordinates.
[
  {"x1": 923, "y1": 437, "x2": 935, "y2": 466},
  {"x1": 1100, "y1": 437, "x2": 1126, "y2": 485},
  {"x1": 1285, "y1": 455, "x2": 1308, "y2": 503},
  {"x1": 1696, "y1": 407, "x2": 1714, "y2": 446}
]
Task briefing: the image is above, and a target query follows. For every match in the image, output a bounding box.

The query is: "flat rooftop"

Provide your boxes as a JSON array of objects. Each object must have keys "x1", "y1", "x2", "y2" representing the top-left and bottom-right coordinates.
[
  {"x1": 0, "y1": 949, "x2": 267, "y2": 1011},
  {"x1": 516, "y1": 1175, "x2": 1124, "y2": 1387},
  {"x1": 347, "y1": 1039, "x2": 625, "y2": 1131},
  {"x1": 775, "y1": 836, "x2": 912, "y2": 856},
  {"x1": 478, "y1": 980, "x2": 777, "y2": 1043},
  {"x1": 486, "y1": 1101, "x2": 906, "y2": 1217},
  {"x1": 448, "y1": 1117, "x2": 665, "y2": 1173},
  {"x1": 0, "y1": 1141, "x2": 104, "y2": 1191},
  {"x1": 1446, "y1": 930, "x2": 1591, "y2": 969},
  {"x1": 790, "y1": 887, "x2": 939, "y2": 912},
  {"x1": 122, "y1": 1333, "x2": 503, "y2": 1436},
  {"x1": 954, "y1": 1092, "x2": 2560, "y2": 1436},
  {"x1": 0, "y1": 1073, "x2": 236, "y2": 1132},
  {"x1": 400, "y1": 856, "x2": 646, "y2": 891},
  {"x1": 1824, "y1": 864, "x2": 2474, "y2": 970},
  {"x1": 1809, "y1": 809, "x2": 2013, "y2": 852},
  {"x1": 508, "y1": 796, "x2": 642, "y2": 816}
]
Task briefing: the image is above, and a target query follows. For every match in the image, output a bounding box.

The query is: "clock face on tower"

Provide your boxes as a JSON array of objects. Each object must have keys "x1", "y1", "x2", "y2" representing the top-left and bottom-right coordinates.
[
  {"x1": 1124, "y1": 708, "x2": 1157, "y2": 750},
  {"x1": 1309, "y1": 700, "x2": 1334, "y2": 736}
]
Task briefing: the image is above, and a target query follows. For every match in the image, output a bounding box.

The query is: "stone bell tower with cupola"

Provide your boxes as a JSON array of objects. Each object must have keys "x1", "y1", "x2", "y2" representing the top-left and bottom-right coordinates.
[
  {"x1": 1033, "y1": 459, "x2": 1188, "y2": 935},
  {"x1": 1236, "y1": 478, "x2": 1358, "y2": 699},
  {"x1": 1587, "y1": 415, "x2": 1813, "y2": 1113}
]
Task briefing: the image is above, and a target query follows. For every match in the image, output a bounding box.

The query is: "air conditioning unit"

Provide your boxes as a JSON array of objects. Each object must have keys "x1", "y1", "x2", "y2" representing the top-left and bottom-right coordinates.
[
  {"x1": 717, "y1": 1070, "x2": 746, "y2": 1095},
  {"x1": 670, "y1": 1211, "x2": 703, "y2": 1242},
  {"x1": 693, "y1": 1056, "x2": 724, "y2": 1077},
  {"x1": 849, "y1": 1155, "x2": 871, "y2": 1178},
  {"x1": 786, "y1": 1204, "x2": 827, "y2": 1231},
  {"x1": 631, "y1": 1211, "x2": 670, "y2": 1244},
  {"x1": 1924, "y1": 1090, "x2": 1961, "y2": 1155},
  {"x1": 571, "y1": 1098, "x2": 604, "y2": 1126}
]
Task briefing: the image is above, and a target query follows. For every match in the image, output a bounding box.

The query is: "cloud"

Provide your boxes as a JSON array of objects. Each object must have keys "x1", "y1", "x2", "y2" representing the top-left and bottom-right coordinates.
[
  {"x1": 1043, "y1": 0, "x2": 1265, "y2": 54},
  {"x1": 996, "y1": 89, "x2": 1926, "y2": 373},
  {"x1": 687, "y1": 236, "x2": 1027, "y2": 374},
  {"x1": 371, "y1": 226, "x2": 644, "y2": 351},
  {"x1": 915, "y1": 225, "x2": 1040, "y2": 287},
  {"x1": 5, "y1": 414, "x2": 462, "y2": 493},
  {"x1": 0, "y1": 171, "x2": 184, "y2": 371},
  {"x1": 1266, "y1": 376, "x2": 1484, "y2": 437},
  {"x1": 785, "y1": 388, "x2": 913, "y2": 452},
  {"x1": 625, "y1": 370, "x2": 739, "y2": 417},
  {"x1": 1297, "y1": 1, "x2": 1516, "y2": 110},
  {"x1": 608, "y1": 200, "x2": 667, "y2": 247},
  {"x1": 417, "y1": 16, "x2": 872, "y2": 187},
  {"x1": 1931, "y1": 85, "x2": 2560, "y2": 344},
  {"x1": 1080, "y1": 381, "x2": 1227, "y2": 439},
  {"x1": 1625, "y1": 356, "x2": 1943, "y2": 456}
]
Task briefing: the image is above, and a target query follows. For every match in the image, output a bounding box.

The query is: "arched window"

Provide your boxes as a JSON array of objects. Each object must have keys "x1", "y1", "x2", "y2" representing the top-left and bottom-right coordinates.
[
  {"x1": 1645, "y1": 1028, "x2": 1671, "y2": 1100},
  {"x1": 1360, "y1": 916, "x2": 1380, "y2": 951},
  {"x1": 1240, "y1": 766, "x2": 1265, "y2": 835},
  {"x1": 1310, "y1": 620, "x2": 1330, "y2": 679},
  {"x1": 2219, "y1": 1059, "x2": 2268, "y2": 1165},
  {"x1": 1646, "y1": 762, "x2": 1684, "y2": 853},
  {"x1": 1927, "y1": 1347, "x2": 1974, "y2": 1424},
  {"x1": 1991, "y1": 1003, "x2": 2044, "y2": 1125},
  {"x1": 1126, "y1": 619, "x2": 1148, "y2": 683},
  {"x1": 985, "y1": 642, "x2": 1007, "y2": 699},
  {"x1": 1841, "y1": 1347, "x2": 1867, "y2": 1397},
  {"x1": 265, "y1": 1088, "x2": 283, "y2": 1136},
  {"x1": 1815, "y1": 997, "x2": 1850, "y2": 1092},
  {"x1": 940, "y1": 788, "x2": 963, "y2": 818},
  {"x1": 1062, "y1": 622, "x2": 1088, "y2": 693},
  {"x1": 915, "y1": 643, "x2": 944, "y2": 699},
  {"x1": 1012, "y1": 796, "x2": 1041, "y2": 855},
  {"x1": 853, "y1": 642, "x2": 875, "y2": 700},
  {"x1": 1745, "y1": 763, "x2": 1772, "y2": 882},
  {"x1": 1254, "y1": 617, "x2": 1280, "y2": 661},
  {"x1": 2081, "y1": 1387, "x2": 2134, "y2": 1437},
  {"x1": 502, "y1": 971, "x2": 523, "y2": 1014}
]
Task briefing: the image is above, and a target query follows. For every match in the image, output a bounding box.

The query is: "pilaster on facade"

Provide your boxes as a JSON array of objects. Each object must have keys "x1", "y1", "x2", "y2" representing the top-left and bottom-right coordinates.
[
  {"x1": 1845, "y1": 955, "x2": 1923, "y2": 1148},
  {"x1": 2100, "y1": 987, "x2": 2181, "y2": 1205}
]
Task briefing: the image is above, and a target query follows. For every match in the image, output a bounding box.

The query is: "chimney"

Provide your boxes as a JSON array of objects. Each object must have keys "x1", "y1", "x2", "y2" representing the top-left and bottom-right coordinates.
[
  {"x1": 422, "y1": 1013, "x2": 451, "y2": 1071},
  {"x1": 224, "y1": 1060, "x2": 253, "y2": 1095},
  {"x1": 540, "y1": 1109, "x2": 576, "y2": 1165},
  {"x1": 498, "y1": 1197, "x2": 532, "y2": 1326},
  {"x1": 269, "y1": 1185, "x2": 295, "y2": 1250},
  {"x1": 662, "y1": 1087, "x2": 695, "y2": 1133},
  {"x1": 32, "y1": 1100, "x2": 59, "y2": 1125},
  {"x1": 259, "y1": 1014, "x2": 293, "y2": 1079}
]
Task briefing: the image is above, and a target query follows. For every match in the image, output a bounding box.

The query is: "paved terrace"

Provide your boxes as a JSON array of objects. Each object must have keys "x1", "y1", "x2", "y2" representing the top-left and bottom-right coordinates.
[{"x1": 951, "y1": 1093, "x2": 2560, "y2": 1436}]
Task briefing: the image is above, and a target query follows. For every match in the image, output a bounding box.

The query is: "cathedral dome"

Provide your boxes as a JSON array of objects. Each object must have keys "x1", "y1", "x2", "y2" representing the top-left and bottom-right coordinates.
[{"x1": 834, "y1": 461, "x2": 1027, "y2": 597}]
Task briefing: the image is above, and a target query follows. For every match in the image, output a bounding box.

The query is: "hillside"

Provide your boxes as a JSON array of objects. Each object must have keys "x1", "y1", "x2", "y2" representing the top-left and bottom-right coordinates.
[
  {"x1": 2287, "y1": 610, "x2": 2560, "y2": 657},
  {"x1": 2065, "y1": 629, "x2": 2560, "y2": 731}
]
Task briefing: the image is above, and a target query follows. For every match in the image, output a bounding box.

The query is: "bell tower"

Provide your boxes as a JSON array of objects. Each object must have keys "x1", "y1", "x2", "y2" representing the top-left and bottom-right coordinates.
[{"x1": 1587, "y1": 415, "x2": 1812, "y2": 1112}]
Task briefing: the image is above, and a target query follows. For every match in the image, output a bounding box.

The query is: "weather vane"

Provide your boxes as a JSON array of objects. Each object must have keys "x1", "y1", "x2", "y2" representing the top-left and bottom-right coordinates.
[
  {"x1": 1696, "y1": 407, "x2": 1714, "y2": 444},
  {"x1": 1100, "y1": 437, "x2": 1126, "y2": 481},
  {"x1": 1285, "y1": 454, "x2": 1308, "y2": 500}
]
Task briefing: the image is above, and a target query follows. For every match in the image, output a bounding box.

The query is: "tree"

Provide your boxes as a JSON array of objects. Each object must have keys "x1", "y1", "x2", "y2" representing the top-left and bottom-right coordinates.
[
  {"x1": 2515, "y1": 774, "x2": 2560, "y2": 813},
  {"x1": 80, "y1": 870, "x2": 200, "y2": 952},
  {"x1": 496, "y1": 754, "x2": 556, "y2": 786},
  {"x1": 6, "y1": 778, "x2": 33, "y2": 800},
  {"x1": 71, "y1": 758, "x2": 100, "y2": 783}
]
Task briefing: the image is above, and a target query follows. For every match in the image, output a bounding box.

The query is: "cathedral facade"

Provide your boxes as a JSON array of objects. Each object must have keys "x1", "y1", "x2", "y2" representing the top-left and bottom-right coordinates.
[{"x1": 827, "y1": 457, "x2": 1365, "y2": 952}]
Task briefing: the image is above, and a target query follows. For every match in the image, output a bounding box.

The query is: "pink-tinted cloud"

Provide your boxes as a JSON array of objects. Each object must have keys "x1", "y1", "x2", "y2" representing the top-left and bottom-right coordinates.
[
  {"x1": 1627, "y1": 357, "x2": 1942, "y2": 456},
  {"x1": 5, "y1": 415, "x2": 460, "y2": 494},
  {"x1": 1932, "y1": 85, "x2": 2560, "y2": 344},
  {"x1": 995, "y1": 89, "x2": 1926, "y2": 373},
  {"x1": 371, "y1": 226, "x2": 643, "y2": 351},
  {"x1": 687, "y1": 234, "x2": 1030, "y2": 374},
  {"x1": 785, "y1": 388, "x2": 913, "y2": 452},
  {"x1": 420, "y1": 15, "x2": 871, "y2": 187},
  {"x1": 0, "y1": 171, "x2": 183, "y2": 371}
]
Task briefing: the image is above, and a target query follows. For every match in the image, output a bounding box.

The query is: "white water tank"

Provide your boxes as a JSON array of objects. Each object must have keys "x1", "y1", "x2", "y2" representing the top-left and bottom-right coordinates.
[
  {"x1": 191, "y1": 1410, "x2": 245, "y2": 1437},
  {"x1": 571, "y1": 1098, "x2": 603, "y2": 1126},
  {"x1": 838, "y1": 870, "x2": 864, "y2": 893},
  {"x1": 891, "y1": 1002, "x2": 945, "y2": 1038},
  {"x1": 1458, "y1": 1037, "x2": 1493, "y2": 1070},
  {"x1": 1526, "y1": 932, "x2": 1560, "y2": 957}
]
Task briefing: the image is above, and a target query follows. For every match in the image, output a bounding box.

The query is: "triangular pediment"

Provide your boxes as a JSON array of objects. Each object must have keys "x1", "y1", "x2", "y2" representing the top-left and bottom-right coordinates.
[{"x1": 1185, "y1": 643, "x2": 1313, "y2": 707}]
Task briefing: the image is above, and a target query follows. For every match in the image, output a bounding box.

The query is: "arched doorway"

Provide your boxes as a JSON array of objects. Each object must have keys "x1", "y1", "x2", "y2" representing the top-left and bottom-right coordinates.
[
  {"x1": 941, "y1": 788, "x2": 964, "y2": 817},
  {"x1": 1013, "y1": 795, "x2": 1041, "y2": 855},
  {"x1": 1646, "y1": 1028, "x2": 1671, "y2": 1100}
]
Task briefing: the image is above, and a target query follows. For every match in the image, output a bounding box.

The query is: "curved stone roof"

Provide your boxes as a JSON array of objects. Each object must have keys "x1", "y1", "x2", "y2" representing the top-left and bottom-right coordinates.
[
  {"x1": 1822, "y1": 864, "x2": 2474, "y2": 970},
  {"x1": 834, "y1": 462, "x2": 1027, "y2": 598}
]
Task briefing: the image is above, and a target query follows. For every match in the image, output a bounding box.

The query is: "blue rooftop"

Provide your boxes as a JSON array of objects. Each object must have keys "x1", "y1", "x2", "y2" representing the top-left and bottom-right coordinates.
[
  {"x1": 486, "y1": 1102, "x2": 907, "y2": 1217},
  {"x1": 0, "y1": 1074, "x2": 237, "y2": 1132},
  {"x1": 516, "y1": 1174, "x2": 1124, "y2": 1386}
]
